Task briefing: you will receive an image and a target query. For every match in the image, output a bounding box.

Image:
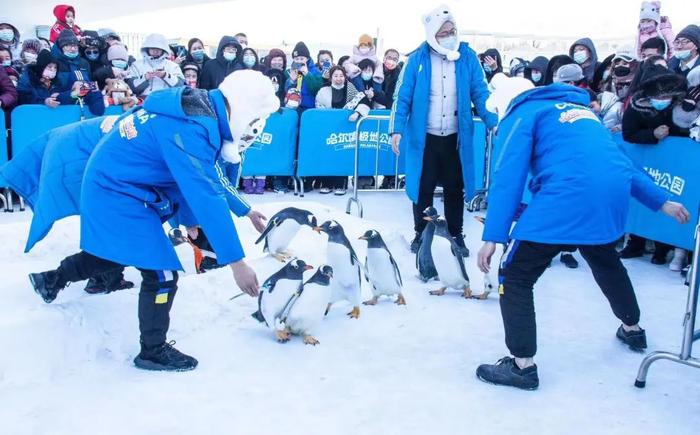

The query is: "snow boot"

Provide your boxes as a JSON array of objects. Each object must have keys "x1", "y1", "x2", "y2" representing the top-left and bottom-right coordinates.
[
  {"x1": 28, "y1": 270, "x2": 66, "y2": 303},
  {"x1": 560, "y1": 253, "x2": 579, "y2": 269},
  {"x1": 616, "y1": 325, "x2": 647, "y2": 351},
  {"x1": 133, "y1": 341, "x2": 198, "y2": 371},
  {"x1": 476, "y1": 357, "x2": 539, "y2": 390},
  {"x1": 669, "y1": 248, "x2": 687, "y2": 272},
  {"x1": 242, "y1": 178, "x2": 255, "y2": 194},
  {"x1": 453, "y1": 235, "x2": 470, "y2": 257},
  {"x1": 334, "y1": 188, "x2": 346, "y2": 196},
  {"x1": 84, "y1": 276, "x2": 107, "y2": 295},
  {"x1": 410, "y1": 232, "x2": 422, "y2": 254},
  {"x1": 254, "y1": 178, "x2": 266, "y2": 194}
]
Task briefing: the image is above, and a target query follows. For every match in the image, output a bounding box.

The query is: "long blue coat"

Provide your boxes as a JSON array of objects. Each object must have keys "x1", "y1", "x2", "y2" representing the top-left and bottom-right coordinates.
[
  {"x1": 389, "y1": 41, "x2": 497, "y2": 203},
  {"x1": 482, "y1": 84, "x2": 669, "y2": 245}
]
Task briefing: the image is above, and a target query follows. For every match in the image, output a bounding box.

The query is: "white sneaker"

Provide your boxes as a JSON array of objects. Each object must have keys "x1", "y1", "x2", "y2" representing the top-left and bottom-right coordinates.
[
  {"x1": 334, "y1": 189, "x2": 346, "y2": 196},
  {"x1": 669, "y1": 248, "x2": 687, "y2": 272},
  {"x1": 319, "y1": 187, "x2": 332, "y2": 194}
]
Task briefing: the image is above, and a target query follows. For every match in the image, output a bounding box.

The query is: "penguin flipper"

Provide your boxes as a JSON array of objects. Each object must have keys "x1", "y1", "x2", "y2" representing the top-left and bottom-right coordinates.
[
  {"x1": 251, "y1": 309, "x2": 266, "y2": 324},
  {"x1": 450, "y1": 242, "x2": 470, "y2": 283},
  {"x1": 363, "y1": 257, "x2": 370, "y2": 283},
  {"x1": 255, "y1": 217, "x2": 279, "y2": 245},
  {"x1": 389, "y1": 253, "x2": 403, "y2": 287}
]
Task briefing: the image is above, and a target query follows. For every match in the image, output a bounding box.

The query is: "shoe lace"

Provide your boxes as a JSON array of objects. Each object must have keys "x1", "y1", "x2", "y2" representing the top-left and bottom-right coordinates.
[{"x1": 496, "y1": 356, "x2": 514, "y2": 366}]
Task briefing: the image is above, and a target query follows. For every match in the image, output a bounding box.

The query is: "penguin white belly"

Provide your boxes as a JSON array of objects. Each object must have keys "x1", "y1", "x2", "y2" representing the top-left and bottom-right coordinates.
[
  {"x1": 261, "y1": 279, "x2": 299, "y2": 328},
  {"x1": 366, "y1": 248, "x2": 400, "y2": 296},
  {"x1": 432, "y1": 236, "x2": 468, "y2": 289},
  {"x1": 327, "y1": 243, "x2": 358, "y2": 287},
  {"x1": 286, "y1": 284, "x2": 331, "y2": 335},
  {"x1": 268, "y1": 220, "x2": 301, "y2": 254}
]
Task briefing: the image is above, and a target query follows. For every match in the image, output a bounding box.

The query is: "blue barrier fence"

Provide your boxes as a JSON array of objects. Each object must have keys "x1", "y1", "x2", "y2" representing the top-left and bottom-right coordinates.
[{"x1": 3, "y1": 104, "x2": 699, "y2": 249}]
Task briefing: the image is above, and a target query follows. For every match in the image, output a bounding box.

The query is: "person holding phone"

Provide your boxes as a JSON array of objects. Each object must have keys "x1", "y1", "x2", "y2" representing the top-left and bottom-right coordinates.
[
  {"x1": 284, "y1": 41, "x2": 323, "y2": 112},
  {"x1": 126, "y1": 33, "x2": 184, "y2": 99}
]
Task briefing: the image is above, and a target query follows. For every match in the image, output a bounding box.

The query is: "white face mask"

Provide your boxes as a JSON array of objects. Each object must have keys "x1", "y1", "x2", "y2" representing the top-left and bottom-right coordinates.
[
  {"x1": 359, "y1": 46, "x2": 370, "y2": 55},
  {"x1": 674, "y1": 49, "x2": 693, "y2": 60},
  {"x1": 531, "y1": 72, "x2": 542, "y2": 83},
  {"x1": 437, "y1": 36, "x2": 458, "y2": 51},
  {"x1": 43, "y1": 68, "x2": 56, "y2": 79},
  {"x1": 23, "y1": 52, "x2": 38, "y2": 64},
  {"x1": 573, "y1": 51, "x2": 589, "y2": 65},
  {"x1": 331, "y1": 82, "x2": 345, "y2": 90}
]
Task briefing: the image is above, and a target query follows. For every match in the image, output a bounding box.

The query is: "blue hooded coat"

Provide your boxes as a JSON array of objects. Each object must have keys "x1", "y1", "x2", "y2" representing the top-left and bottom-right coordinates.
[
  {"x1": 482, "y1": 84, "x2": 669, "y2": 245},
  {"x1": 389, "y1": 41, "x2": 497, "y2": 203}
]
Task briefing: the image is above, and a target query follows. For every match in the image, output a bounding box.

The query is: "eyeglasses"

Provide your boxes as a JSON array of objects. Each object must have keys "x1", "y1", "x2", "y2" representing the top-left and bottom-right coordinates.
[
  {"x1": 436, "y1": 29, "x2": 457, "y2": 38},
  {"x1": 85, "y1": 50, "x2": 99, "y2": 55},
  {"x1": 385, "y1": 56, "x2": 399, "y2": 62},
  {"x1": 674, "y1": 38, "x2": 694, "y2": 47}
]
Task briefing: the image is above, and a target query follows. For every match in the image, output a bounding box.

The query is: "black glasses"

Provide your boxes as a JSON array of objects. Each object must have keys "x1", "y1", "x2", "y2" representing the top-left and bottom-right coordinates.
[{"x1": 436, "y1": 29, "x2": 457, "y2": 38}]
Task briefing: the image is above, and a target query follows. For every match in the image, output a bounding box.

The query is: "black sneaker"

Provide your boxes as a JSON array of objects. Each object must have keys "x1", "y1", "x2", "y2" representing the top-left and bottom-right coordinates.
[
  {"x1": 410, "y1": 233, "x2": 421, "y2": 254},
  {"x1": 84, "y1": 276, "x2": 107, "y2": 295},
  {"x1": 650, "y1": 253, "x2": 667, "y2": 265},
  {"x1": 560, "y1": 253, "x2": 579, "y2": 269},
  {"x1": 453, "y1": 235, "x2": 470, "y2": 257},
  {"x1": 619, "y1": 245, "x2": 644, "y2": 259},
  {"x1": 133, "y1": 341, "x2": 198, "y2": 372},
  {"x1": 616, "y1": 325, "x2": 647, "y2": 351},
  {"x1": 476, "y1": 356, "x2": 539, "y2": 390},
  {"x1": 28, "y1": 271, "x2": 66, "y2": 303}
]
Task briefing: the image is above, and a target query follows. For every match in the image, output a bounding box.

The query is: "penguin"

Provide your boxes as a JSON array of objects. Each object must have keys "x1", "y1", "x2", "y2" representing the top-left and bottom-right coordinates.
[
  {"x1": 426, "y1": 217, "x2": 472, "y2": 298},
  {"x1": 315, "y1": 220, "x2": 362, "y2": 319},
  {"x1": 473, "y1": 215, "x2": 504, "y2": 300},
  {"x1": 358, "y1": 230, "x2": 405, "y2": 305},
  {"x1": 255, "y1": 207, "x2": 318, "y2": 262},
  {"x1": 251, "y1": 258, "x2": 313, "y2": 342},
  {"x1": 282, "y1": 265, "x2": 334, "y2": 345},
  {"x1": 416, "y1": 206, "x2": 439, "y2": 282}
]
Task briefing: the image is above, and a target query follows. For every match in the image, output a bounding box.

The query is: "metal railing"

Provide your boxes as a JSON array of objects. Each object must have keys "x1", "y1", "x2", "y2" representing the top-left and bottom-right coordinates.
[
  {"x1": 466, "y1": 129, "x2": 494, "y2": 212},
  {"x1": 635, "y1": 206, "x2": 700, "y2": 388}
]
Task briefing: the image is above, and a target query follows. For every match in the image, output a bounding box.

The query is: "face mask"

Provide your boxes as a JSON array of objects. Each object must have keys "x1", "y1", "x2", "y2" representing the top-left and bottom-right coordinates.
[
  {"x1": 531, "y1": 72, "x2": 542, "y2": 83},
  {"x1": 359, "y1": 46, "x2": 370, "y2": 55},
  {"x1": 650, "y1": 98, "x2": 672, "y2": 111},
  {"x1": 63, "y1": 50, "x2": 79, "y2": 59},
  {"x1": 43, "y1": 68, "x2": 56, "y2": 79},
  {"x1": 1, "y1": 60, "x2": 10, "y2": 67},
  {"x1": 639, "y1": 21, "x2": 656, "y2": 34},
  {"x1": 0, "y1": 29, "x2": 14, "y2": 42},
  {"x1": 223, "y1": 52, "x2": 236, "y2": 62},
  {"x1": 362, "y1": 71, "x2": 373, "y2": 81},
  {"x1": 86, "y1": 52, "x2": 99, "y2": 61},
  {"x1": 437, "y1": 36, "x2": 458, "y2": 51},
  {"x1": 112, "y1": 59, "x2": 128, "y2": 69},
  {"x1": 674, "y1": 49, "x2": 692, "y2": 60},
  {"x1": 243, "y1": 55, "x2": 256, "y2": 67},
  {"x1": 602, "y1": 69, "x2": 611, "y2": 81},
  {"x1": 573, "y1": 51, "x2": 589, "y2": 64},
  {"x1": 384, "y1": 59, "x2": 397, "y2": 70},
  {"x1": 483, "y1": 64, "x2": 492, "y2": 74},
  {"x1": 613, "y1": 66, "x2": 631, "y2": 77},
  {"x1": 331, "y1": 82, "x2": 345, "y2": 90},
  {"x1": 191, "y1": 49, "x2": 204, "y2": 61},
  {"x1": 23, "y1": 52, "x2": 38, "y2": 63}
]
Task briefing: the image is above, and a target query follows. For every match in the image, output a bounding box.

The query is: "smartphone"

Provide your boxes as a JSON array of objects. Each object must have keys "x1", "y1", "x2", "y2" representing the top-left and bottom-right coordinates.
[{"x1": 291, "y1": 61, "x2": 305, "y2": 70}]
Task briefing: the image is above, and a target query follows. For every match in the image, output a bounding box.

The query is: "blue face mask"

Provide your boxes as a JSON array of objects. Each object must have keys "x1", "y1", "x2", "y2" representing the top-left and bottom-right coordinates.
[
  {"x1": 112, "y1": 59, "x2": 128, "y2": 69},
  {"x1": 0, "y1": 29, "x2": 14, "y2": 42},
  {"x1": 243, "y1": 55, "x2": 256, "y2": 68},
  {"x1": 650, "y1": 98, "x2": 672, "y2": 111},
  {"x1": 86, "y1": 52, "x2": 99, "y2": 61},
  {"x1": 1, "y1": 60, "x2": 10, "y2": 67},
  {"x1": 191, "y1": 49, "x2": 204, "y2": 61},
  {"x1": 531, "y1": 72, "x2": 542, "y2": 83},
  {"x1": 223, "y1": 52, "x2": 236, "y2": 62},
  {"x1": 674, "y1": 49, "x2": 692, "y2": 60},
  {"x1": 64, "y1": 50, "x2": 79, "y2": 59},
  {"x1": 361, "y1": 71, "x2": 373, "y2": 81},
  {"x1": 483, "y1": 64, "x2": 492, "y2": 74},
  {"x1": 573, "y1": 51, "x2": 589, "y2": 65},
  {"x1": 437, "y1": 36, "x2": 458, "y2": 51}
]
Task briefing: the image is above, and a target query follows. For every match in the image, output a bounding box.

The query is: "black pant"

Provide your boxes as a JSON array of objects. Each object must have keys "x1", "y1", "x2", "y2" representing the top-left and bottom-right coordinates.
[
  {"x1": 626, "y1": 234, "x2": 673, "y2": 259},
  {"x1": 499, "y1": 241, "x2": 640, "y2": 358},
  {"x1": 412, "y1": 134, "x2": 464, "y2": 237},
  {"x1": 57, "y1": 251, "x2": 179, "y2": 349}
]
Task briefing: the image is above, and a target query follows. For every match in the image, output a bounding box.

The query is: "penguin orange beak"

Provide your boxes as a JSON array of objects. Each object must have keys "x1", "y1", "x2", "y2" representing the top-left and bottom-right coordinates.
[
  {"x1": 313, "y1": 227, "x2": 322, "y2": 234},
  {"x1": 304, "y1": 265, "x2": 314, "y2": 271},
  {"x1": 423, "y1": 216, "x2": 433, "y2": 221},
  {"x1": 358, "y1": 236, "x2": 368, "y2": 240}
]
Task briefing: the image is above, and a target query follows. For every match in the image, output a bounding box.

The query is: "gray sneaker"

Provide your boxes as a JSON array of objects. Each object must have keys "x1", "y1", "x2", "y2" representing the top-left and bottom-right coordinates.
[{"x1": 476, "y1": 356, "x2": 539, "y2": 390}]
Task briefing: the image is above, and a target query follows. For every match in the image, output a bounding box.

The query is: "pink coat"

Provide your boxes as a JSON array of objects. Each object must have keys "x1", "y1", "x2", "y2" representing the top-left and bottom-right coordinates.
[
  {"x1": 636, "y1": 16, "x2": 675, "y2": 59},
  {"x1": 350, "y1": 46, "x2": 384, "y2": 83}
]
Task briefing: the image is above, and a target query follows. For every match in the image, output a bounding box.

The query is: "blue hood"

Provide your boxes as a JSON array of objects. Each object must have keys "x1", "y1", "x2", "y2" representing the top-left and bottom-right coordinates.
[{"x1": 504, "y1": 83, "x2": 590, "y2": 120}]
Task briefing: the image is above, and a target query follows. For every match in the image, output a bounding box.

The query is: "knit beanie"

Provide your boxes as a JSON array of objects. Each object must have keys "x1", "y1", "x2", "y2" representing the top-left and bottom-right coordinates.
[
  {"x1": 292, "y1": 41, "x2": 310, "y2": 59},
  {"x1": 422, "y1": 4, "x2": 460, "y2": 61},
  {"x1": 56, "y1": 29, "x2": 79, "y2": 49},
  {"x1": 676, "y1": 25, "x2": 700, "y2": 49},
  {"x1": 21, "y1": 39, "x2": 43, "y2": 54}
]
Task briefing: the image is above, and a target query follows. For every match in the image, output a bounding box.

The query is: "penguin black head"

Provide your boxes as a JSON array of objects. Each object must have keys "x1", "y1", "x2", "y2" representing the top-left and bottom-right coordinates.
[
  {"x1": 314, "y1": 220, "x2": 343, "y2": 236},
  {"x1": 308, "y1": 264, "x2": 334, "y2": 286},
  {"x1": 280, "y1": 207, "x2": 317, "y2": 228},
  {"x1": 423, "y1": 206, "x2": 439, "y2": 220},
  {"x1": 432, "y1": 217, "x2": 451, "y2": 237},
  {"x1": 284, "y1": 258, "x2": 314, "y2": 279},
  {"x1": 358, "y1": 229, "x2": 387, "y2": 249}
]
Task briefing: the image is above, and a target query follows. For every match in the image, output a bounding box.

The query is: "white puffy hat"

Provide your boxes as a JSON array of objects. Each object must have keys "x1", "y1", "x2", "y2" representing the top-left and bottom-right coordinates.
[
  {"x1": 485, "y1": 73, "x2": 535, "y2": 122},
  {"x1": 423, "y1": 4, "x2": 460, "y2": 61},
  {"x1": 218, "y1": 70, "x2": 280, "y2": 163}
]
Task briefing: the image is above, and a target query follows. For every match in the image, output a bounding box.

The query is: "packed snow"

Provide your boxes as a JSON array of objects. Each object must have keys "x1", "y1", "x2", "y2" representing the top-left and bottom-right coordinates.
[{"x1": 1, "y1": 191, "x2": 698, "y2": 435}]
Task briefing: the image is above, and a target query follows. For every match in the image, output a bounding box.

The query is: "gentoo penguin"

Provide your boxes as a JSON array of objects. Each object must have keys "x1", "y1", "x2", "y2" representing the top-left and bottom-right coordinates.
[
  {"x1": 426, "y1": 217, "x2": 472, "y2": 298},
  {"x1": 283, "y1": 265, "x2": 334, "y2": 345},
  {"x1": 473, "y1": 215, "x2": 502, "y2": 300},
  {"x1": 315, "y1": 220, "x2": 362, "y2": 319},
  {"x1": 358, "y1": 230, "x2": 405, "y2": 305},
  {"x1": 416, "y1": 206, "x2": 439, "y2": 282},
  {"x1": 251, "y1": 259, "x2": 313, "y2": 342},
  {"x1": 255, "y1": 207, "x2": 318, "y2": 262}
]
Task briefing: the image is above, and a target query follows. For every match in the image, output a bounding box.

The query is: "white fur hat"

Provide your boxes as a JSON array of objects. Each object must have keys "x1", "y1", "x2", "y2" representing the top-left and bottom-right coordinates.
[
  {"x1": 423, "y1": 4, "x2": 461, "y2": 61},
  {"x1": 218, "y1": 70, "x2": 280, "y2": 163},
  {"x1": 639, "y1": 1, "x2": 661, "y2": 23},
  {"x1": 485, "y1": 73, "x2": 535, "y2": 122}
]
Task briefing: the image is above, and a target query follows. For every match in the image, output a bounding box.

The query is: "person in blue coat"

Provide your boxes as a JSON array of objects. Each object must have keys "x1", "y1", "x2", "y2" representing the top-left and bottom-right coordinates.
[
  {"x1": 474, "y1": 74, "x2": 691, "y2": 390},
  {"x1": 26, "y1": 70, "x2": 280, "y2": 371},
  {"x1": 389, "y1": 5, "x2": 497, "y2": 255}
]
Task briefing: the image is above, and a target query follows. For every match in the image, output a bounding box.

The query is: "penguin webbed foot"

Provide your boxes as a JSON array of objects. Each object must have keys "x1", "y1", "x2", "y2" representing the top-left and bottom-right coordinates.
[
  {"x1": 395, "y1": 293, "x2": 406, "y2": 305},
  {"x1": 303, "y1": 335, "x2": 320, "y2": 346},
  {"x1": 472, "y1": 291, "x2": 490, "y2": 300},
  {"x1": 362, "y1": 296, "x2": 379, "y2": 306},
  {"x1": 347, "y1": 306, "x2": 361, "y2": 319},
  {"x1": 275, "y1": 329, "x2": 291, "y2": 343},
  {"x1": 429, "y1": 287, "x2": 446, "y2": 296},
  {"x1": 272, "y1": 253, "x2": 290, "y2": 262},
  {"x1": 462, "y1": 287, "x2": 472, "y2": 299}
]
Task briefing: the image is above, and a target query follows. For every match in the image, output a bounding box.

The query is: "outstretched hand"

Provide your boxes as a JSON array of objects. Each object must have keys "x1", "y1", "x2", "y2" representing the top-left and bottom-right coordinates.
[
  {"x1": 477, "y1": 242, "x2": 497, "y2": 273},
  {"x1": 661, "y1": 201, "x2": 691, "y2": 224},
  {"x1": 247, "y1": 210, "x2": 267, "y2": 233},
  {"x1": 231, "y1": 260, "x2": 259, "y2": 297}
]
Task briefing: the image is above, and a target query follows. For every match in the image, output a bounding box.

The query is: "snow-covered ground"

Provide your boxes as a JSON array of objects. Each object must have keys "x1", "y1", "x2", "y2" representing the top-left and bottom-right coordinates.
[{"x1": 1, "y1": 191, "x2": 698, "y2": 435}]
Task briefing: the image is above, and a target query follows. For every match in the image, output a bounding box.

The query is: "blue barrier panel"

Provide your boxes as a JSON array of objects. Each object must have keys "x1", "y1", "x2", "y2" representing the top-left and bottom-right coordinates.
[
  {"x1": 10, "y1": 105, "x2": 83, "y2": 159},
  {"x1": 297, "y1": 109, "x2": 405, "y2": 177},
  {"x1": 102, "y1": 105, "x2": 125, "y2": 116},
  {"x1": 0, "y1": 111, "x2": 7, "y2": 188},
  {"x1": 241, "y1": 108, "x2": 298, "y2": 177},
  {"x1": 615, "y1": 134, "x2": 700, "y2": 250}
]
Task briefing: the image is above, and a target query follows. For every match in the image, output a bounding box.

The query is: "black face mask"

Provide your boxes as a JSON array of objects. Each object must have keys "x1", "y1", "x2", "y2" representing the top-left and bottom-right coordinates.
[{"x1": 613, "y1": 66, "x2": 631, "y2": 78}]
